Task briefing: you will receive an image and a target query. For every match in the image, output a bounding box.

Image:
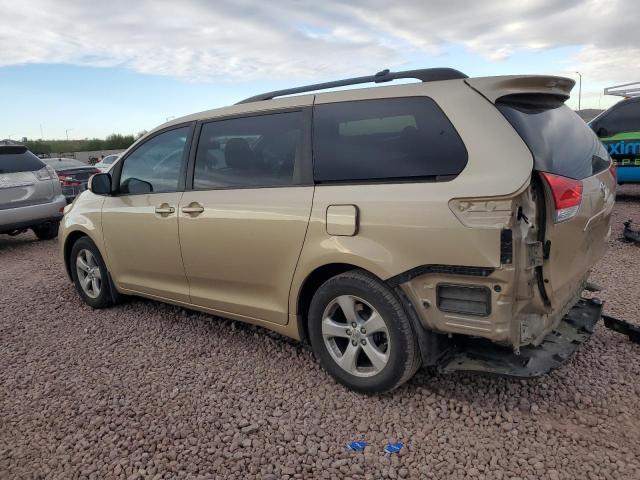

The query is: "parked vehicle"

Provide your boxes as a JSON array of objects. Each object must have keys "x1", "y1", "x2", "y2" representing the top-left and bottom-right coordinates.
[
  {"x1": 589, "y1": 96, "x2": 640, "y2": 183},
  {"x1": 1, "y1": 144, "x2": 66, "y2": 239},
  {"x1": 60, "y1": 68, "x2": 615, "y2": 393},
  {"x1": 43, "y1": 158, "x2": 100, "y2": 203},
  {"x1": 94, "y1": 154, "x2": 121, "y2": 173}
]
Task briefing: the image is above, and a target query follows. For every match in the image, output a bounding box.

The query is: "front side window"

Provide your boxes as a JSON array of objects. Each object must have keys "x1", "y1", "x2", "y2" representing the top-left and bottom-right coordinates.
[
  {"x1": 193, "y1": 111, "x2": 306, "y2": 189},
  {"x1": 312, "y1": 97, "x2": 468, "y2": 182},
  {"x1": 119, "y1": 127, "x2": 190, "y2": 194},
  {"x1": 598, "y1": 101, "x2": 640, "y2": 136}
]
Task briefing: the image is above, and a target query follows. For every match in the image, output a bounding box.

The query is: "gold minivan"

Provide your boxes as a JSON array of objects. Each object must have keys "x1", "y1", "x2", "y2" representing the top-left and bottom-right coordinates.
[{"x1": 60, "y1": 68, "x2": 615, "y2": 392}]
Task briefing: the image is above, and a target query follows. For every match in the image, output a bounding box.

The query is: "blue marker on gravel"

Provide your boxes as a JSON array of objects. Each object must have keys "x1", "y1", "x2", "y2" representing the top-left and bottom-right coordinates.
[
  {"x1": 383, "y1": 442, "x2": 404, "y2": 454},
  {"x1": 346, "y1": 440, "x2": 368, "y2": 451}
]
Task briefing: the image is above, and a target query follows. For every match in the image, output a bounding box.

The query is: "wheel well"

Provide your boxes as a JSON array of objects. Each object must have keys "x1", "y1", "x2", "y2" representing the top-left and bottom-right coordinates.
[
  {"x1": 63, "y1": 231, "x2": 88, "y2": 280},
  {"x1": 296, "y1": 263, "x2": 363, "y2": 345}
]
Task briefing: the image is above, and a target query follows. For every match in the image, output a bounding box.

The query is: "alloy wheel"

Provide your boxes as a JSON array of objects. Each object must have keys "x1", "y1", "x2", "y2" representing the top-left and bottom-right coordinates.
[
  {"x1": 75, "y1": 249, "x2": 102, "y2": 299},
  {"x1": 321, "y1": 295, "x2": 390, "y2": 377}
]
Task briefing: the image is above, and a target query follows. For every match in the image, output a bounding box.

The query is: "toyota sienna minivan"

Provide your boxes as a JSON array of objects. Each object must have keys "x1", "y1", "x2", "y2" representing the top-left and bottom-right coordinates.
[{"x1": 60, "y1": 68, "x2": 615, "y2": 393}]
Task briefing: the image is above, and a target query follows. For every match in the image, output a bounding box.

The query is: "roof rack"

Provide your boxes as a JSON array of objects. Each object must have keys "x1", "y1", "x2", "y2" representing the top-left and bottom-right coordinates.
[
  {"x1": 236, "y1": 67, "x2": 468, "y2": 104},
  {"x1": 604, "y1": 82, "x2": 640, "y2": 98}
]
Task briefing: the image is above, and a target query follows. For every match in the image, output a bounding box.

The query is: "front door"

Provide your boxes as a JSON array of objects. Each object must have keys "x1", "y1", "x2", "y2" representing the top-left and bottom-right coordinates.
[
  {"x1": 102, "y1": 125, "x2": 193, "y2": 302},
  {"x1": 179, "y1": 109, "x2": 313, "y2": 324}
]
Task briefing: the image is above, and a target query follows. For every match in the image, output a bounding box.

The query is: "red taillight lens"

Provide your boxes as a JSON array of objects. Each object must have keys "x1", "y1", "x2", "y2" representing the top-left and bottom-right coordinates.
[
  {"x1": 59, "y1": 175, "x2": 81, "y2": 187},
  {"x1": 609, "y1": 162, "x2": 617, "y2": 182},
  {"x1": 540, "y1": 172, "x2": 583, "y2": 223}
]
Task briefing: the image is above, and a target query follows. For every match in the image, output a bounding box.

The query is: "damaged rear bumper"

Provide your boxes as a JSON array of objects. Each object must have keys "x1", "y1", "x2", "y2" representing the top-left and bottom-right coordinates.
[{"x1": 436, "y1": 297, "x2": 603, "y2": 377}]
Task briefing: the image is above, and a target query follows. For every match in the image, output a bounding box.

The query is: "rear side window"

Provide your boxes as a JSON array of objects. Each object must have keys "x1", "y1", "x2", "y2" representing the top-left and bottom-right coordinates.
[
  {"x1": 193, "y1": 110, "x2": 307, "y2": 189},
  {"x1": 498, "y1": 100, "x2": 609, "y2": 180},
  {"x1": 0, "y1": 147, "x2": 45, "y2": 174},
  {"x1": 312, "y1": 97, "x2": 467, "y2": 182}
]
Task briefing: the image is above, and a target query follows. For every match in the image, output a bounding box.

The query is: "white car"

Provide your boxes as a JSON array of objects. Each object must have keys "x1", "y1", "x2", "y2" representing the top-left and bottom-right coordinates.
[{"x1": 94, "y1": 154, "x2": 121, "y2": 173}]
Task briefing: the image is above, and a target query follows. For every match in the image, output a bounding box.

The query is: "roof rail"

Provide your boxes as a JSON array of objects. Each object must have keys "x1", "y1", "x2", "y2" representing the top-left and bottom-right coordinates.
[
  {"x1": 236, "y1": 67, "x2": 468, "y2": 104},
  {"x1": 604, "y1": 82, "x2": 640, "y2": 98}
]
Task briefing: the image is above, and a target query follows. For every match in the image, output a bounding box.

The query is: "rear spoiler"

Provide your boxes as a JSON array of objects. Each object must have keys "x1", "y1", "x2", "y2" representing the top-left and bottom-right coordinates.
[{"x1": 465, "y1": 75, "x2": 575, "y2": 104}]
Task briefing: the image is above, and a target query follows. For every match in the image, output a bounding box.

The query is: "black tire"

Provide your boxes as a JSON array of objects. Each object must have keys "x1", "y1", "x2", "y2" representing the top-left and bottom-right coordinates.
[
  {"x1": 32, "y1": 221, "x2": 59, "y2": 240},
  {"x1": 308, "y1": 269, "x2": 421, "y2": 394},
  {"x1": 69, "y1": 237, "x2": 115, "y2": 309}
]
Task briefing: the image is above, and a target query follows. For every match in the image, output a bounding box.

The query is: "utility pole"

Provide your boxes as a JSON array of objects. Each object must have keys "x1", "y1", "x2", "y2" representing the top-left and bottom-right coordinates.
[
  {"x1": 65, "y1": 129, "x2": 72, "y2": 141},
  {"x1": 575, "y1": 71, "x2": 582, "y2": 111},
  {"x1": 40, "y1": 124, "x2": 44, "y2": 139}
]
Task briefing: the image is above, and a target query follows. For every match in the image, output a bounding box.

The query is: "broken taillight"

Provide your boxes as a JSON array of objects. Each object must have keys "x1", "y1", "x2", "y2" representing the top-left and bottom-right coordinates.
[{"x1": 540, "y1": 172, "x2": 583, "y2": 223}]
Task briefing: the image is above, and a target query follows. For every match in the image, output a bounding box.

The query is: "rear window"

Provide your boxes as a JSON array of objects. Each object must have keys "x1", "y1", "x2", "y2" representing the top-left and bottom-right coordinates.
[
  {"x1": 497, "y1": 99, "x2": 610, "y2": 180},
  {"x1": 313, "y1": 97, "x2": 468, "y2": 182},
  {"x1": 0, "y1": 147, "x2": 46, "y2": 174},
  {"x1": 44, "y1": 159, "x2": 86, "y2": 169}
]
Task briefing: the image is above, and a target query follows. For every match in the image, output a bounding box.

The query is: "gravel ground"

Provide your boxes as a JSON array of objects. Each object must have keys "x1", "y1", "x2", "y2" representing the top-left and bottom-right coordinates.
[{"x1": 1, "y1": 185, "x2": 639, "y2": 480}]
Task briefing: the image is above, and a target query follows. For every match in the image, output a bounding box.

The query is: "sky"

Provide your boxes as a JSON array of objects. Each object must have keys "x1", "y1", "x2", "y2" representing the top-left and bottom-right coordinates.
[{"x1": 1, "y1": 0, "x2": 639, "y2": 140}]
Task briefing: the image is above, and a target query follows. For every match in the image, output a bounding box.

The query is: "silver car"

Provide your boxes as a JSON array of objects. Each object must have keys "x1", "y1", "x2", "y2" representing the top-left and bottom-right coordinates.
[
  {"x1": 94, "y1": 154, "x2": 121, "y2": 173},
  {"x1": 0, "y1": 142, "x2": 67, "y2": 239}
]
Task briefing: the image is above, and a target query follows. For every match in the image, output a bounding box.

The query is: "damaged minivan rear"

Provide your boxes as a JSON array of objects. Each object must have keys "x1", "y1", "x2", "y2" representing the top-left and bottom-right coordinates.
[
  {"x1": 60, "y1": 68, "x2": 615, "y2": 393},
  {"x1": 405, "y1": 75, "x2": 617, "y2": 378}
]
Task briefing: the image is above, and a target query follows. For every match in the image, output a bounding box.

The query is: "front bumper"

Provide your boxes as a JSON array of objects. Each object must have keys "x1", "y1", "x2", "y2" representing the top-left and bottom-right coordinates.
[{"x1": 436, "y1": 297, "x2": 603, "y2": 377}]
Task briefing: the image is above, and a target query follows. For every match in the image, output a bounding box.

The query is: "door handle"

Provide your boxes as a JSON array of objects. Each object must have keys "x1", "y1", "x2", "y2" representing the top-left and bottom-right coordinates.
[
  {"x1": 155, "y1": 204, "x2": 176, "y2": 215},
  {"x1": 182, "y1": 203, "x2": 204, "y2": 215}
]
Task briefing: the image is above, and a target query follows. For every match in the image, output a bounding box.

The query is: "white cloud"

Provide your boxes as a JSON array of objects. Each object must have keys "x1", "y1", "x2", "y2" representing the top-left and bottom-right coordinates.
[{"x1": 0, "y1": 0, "x2": 638, "y2": 89}]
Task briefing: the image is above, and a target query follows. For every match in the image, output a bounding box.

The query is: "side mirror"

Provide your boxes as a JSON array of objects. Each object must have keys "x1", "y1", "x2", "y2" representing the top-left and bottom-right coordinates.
[
  {"x1": 596, "y1": 127, "x2": 609, "y2": 138},
  {"x1": 121, "y1": 177, "x2": 153, "y2": 194},
  {"x1": 88, "y1": 173, "x2": 112, "y2": 195}
]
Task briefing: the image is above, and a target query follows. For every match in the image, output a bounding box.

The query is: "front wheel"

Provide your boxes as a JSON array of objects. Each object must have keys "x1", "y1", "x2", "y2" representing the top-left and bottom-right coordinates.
[
  {"x1": 308, "y1": 270, "x2": 421, "y2": 394},
  {"x1": 70, "y1": 237, "x2": 115, "y2": 309}
]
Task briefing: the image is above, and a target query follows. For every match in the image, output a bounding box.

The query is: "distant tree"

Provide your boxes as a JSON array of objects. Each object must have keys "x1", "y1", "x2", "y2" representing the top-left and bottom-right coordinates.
[
  {"x1": 85, "y1": 139, "x2": 104, "y2": 151},
  {"x1": 104, "y1": 134, "x2": 136, "y2": 150},
  {"x1": 25, "y1": 140, "x2": 52, "y2": 155},
  {"x1": 23, "y1": 133, "x2": 136, "y2": 154}
]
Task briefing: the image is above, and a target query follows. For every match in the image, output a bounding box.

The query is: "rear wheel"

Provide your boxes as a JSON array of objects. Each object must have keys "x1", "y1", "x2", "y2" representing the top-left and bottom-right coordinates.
[
  {"x1": 32, "y1": 221, "x2": 59, "y2": 240},
  {"x1": 308, "y1": 269, "x2": 421, "y2": 394},
  {"x1": 70, "y1": 237, "x2": 116, "y2": 308}
]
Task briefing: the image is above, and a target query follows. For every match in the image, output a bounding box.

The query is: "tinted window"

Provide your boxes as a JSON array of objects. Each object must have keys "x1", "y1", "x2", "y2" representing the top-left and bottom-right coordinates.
[
  {"x1": 103, "y1": 155, "x2": 118, "y2": 164},
  {"x1": 312, "y1": 98, "x2": 467, "y2": 182},
  {"x1": 498, "y1": 102, "x2": 609, "y2": 180},
  {"x1": 194, "y1": 111, "x2": 305, "y2": 189},
  {"x1": 0, "y1": 147, "x2": 45, "y2": 174},
  {"x1": 597, "y1": 101, "x2": 640, "y2": 136},
  {"x1": 119, "y1": 127, "x2": 190, "y2": 194}
]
